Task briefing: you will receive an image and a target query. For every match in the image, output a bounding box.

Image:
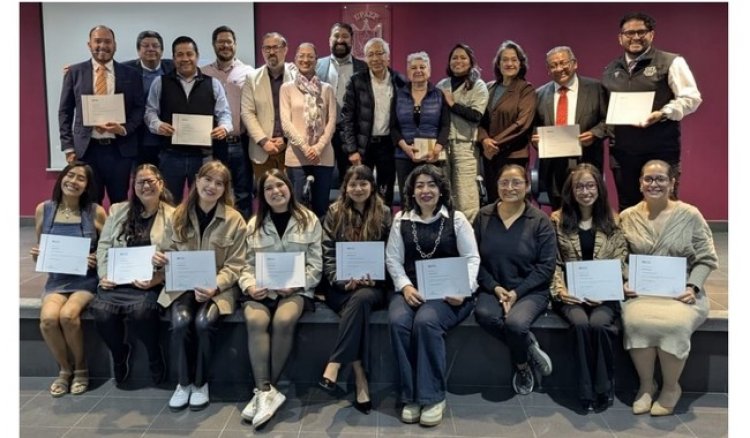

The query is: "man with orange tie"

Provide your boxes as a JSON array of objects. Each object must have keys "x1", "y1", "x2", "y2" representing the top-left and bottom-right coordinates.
[
  {"x1": 59, "y1": 25, "x2": 144, "y2": 204},
  {"x1": 532, "y1": 46, "x2": 609, "y2": 209}
]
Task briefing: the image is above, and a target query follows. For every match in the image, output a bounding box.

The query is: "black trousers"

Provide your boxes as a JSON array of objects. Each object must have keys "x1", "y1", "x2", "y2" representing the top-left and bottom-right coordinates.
[
  {"x1": 362, "y1": 137, "x2": 396, "y2": 206},
  {"x1": 170, "y1": 292, "x2": 222, "y2": 387},
  {"x1": 609, "y1": 148, "x2": 680, "y2": 211},
  {"x1": 332, "y1": 126, "x2": 351, "y2": 187},
  {"x1": 82, "y1": 141, "x2": 133, "y2": 204},
  {"x1": 554, "y1": 300, "x2": 619, "y2": 401}
]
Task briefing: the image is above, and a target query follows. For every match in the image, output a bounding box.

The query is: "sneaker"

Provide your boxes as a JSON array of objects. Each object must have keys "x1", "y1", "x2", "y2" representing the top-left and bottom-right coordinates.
[
  {"x1": 113, "y1": 344, "x2": 132, "y2": 386},
  {"x1": 189, "y1": 383, "x2": 210, "y2": 411},
  {"x1": 512, "y1": 366, "x2": 535, "y2": 395},
  {"x1": 169, "y1": 384, "x2": 192, "y2": 412},
  {"x1": 528, "y1": 332, "x2": 553, "y2": 376},
  {"x1": 241, "y1": 388, "x2": 260, "y2": 422},
  {"x1": 419, "y1": 400, "x2": 446, "y2": 427},
  {"x1": 252, "y1": 385, "x2": 286, "y2": 428},
  {"x1": 400, "y1": 403, "x2": 421, "y2": 424}
]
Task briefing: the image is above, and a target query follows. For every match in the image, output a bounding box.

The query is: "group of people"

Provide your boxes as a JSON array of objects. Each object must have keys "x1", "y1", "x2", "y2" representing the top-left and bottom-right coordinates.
[{"x1": 39, "y1": 9, "x2": 717, "y2": 430}]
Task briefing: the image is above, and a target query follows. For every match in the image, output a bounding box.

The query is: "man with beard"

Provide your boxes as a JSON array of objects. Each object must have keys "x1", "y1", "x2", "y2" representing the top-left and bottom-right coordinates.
[
  {"x1": 315, "y1": 22, "x2": 368, "y2": 185},
  {"x1": 144, "y1": 36, "x2": 233, "y2": 204},
  {"x1": 602, "y1": 12, "x2": 701, "y2": 210},
  {"x1": 340, "y1": 37, "x2": 406, "y2": 206},
  {"x1": 59, "y1": 25, "x2": 144, "y2": 204},
  {"x1": 124, "y1": 30, "x2": 175, "y2": 167},
  {"x1": 202, "y1": 25, "x2": 255, "y2": 220},
  {"x1": 241, "y1": 32, "x2": 297, "y2": 181},
  {"x1": 532, "y1": 46, "x2": 609, "y2": 210}
]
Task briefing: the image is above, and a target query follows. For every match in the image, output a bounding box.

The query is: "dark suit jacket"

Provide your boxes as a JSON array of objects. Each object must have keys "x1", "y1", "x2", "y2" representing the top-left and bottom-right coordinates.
[
  {"x1": 122, "y1": 58, "x2": 175, "y2": 76},
  {"x1": 58, "y1": 60, "x2": 144, "y2": 158}
]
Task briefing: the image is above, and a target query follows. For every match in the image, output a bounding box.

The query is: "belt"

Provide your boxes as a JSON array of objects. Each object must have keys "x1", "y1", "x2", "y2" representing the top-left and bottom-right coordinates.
[
  {"x1": 90, "y1": 138, "x2": 114, "y2": 145},
  {"x1": 370, "y1": 135, "x2": 390, "y2": 144},
  {"x1": 226, "y1": 135, "x2": 241, "y2": 144}
]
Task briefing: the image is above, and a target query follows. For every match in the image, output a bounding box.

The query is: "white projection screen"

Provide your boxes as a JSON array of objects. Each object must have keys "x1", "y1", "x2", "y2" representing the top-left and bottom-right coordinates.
[{"x1": 42, "y1": 3, "x2": 256, "y2": 170}]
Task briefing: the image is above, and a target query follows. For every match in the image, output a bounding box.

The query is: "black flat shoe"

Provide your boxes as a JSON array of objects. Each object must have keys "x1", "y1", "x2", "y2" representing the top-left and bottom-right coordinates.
[
  {"x1": 595, "y1": 389, "x2": 615, "y2": 412},
  {"x1": 353, "y1": 399, "x2": 372, "y2": 414},
  {"x1": 318, "y1": 377, "x2": 338, "y2": 392}
]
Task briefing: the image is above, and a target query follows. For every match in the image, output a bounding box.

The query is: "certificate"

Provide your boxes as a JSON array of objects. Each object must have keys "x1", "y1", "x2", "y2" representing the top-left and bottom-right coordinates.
[
  {"x1": 565, "y1": 259, "x2": 624, "y2": 301},
  {"x1": 415, "y1": 257, "x2": 471, "y2": 300},
  {"x1": 538, "y1": 125, "x2": 582, "y2": 158},
  {"x1": 172, "y1": 113, "x2": 214, "y2": 146},
  {"x1": 107, "y1": 245, "x2": 155, "y2": 285},
  {"x1": 35, "y1": 234, "x2": 91, "y2": 276},
  {"x1": 413, "y1": 137, "x2": 447, "y2": 161},
  {"x1": 164, "y1": 250, "x2": 216, "y2": 292},
  {"x1": 628, "y1": 254, "x2": 687, "y2": 297},
  {"x1": 335, "y1": 241, "x2": 385, "y2": 281},
  {"x1": 605, "y1": 91, "x2": 655, "y2": 125},
  {"x1": 256, "y1": 252, "x2": 306, "y2": 290},
  {"x1": 81, "y1": 94, "x2": 126, "y2": 126}
]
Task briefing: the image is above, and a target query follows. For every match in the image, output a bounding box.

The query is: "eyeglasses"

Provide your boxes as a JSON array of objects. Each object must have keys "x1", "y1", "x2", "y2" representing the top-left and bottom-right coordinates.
[
  {"x1": 139, "y1": 43, "x2": 162, "y2": 50},
  {"x1": 135, "y1": 178, "x2": 159, "y2": 188},
  {"x1": 574, "y1": 182, "x2": 598, "y2": 192},
  {"x1": 620, "y1": 29, "x2": 651, "y2": 39},
  {"x1": 215, "y1": 40, "x2": 235, "y2": 47},
  {"x1": 498, "y1": 179, "x2": 525, "y2": 188},
  {"x1": 642, "y1": 175, "x2": 670, "y2": 184},
  {"x1": 262, "y1": 44, "x2": 285, "y2": 53},
  {"x1": 548, "y1": 59, "x2": 574, "y2": 70},
  {"x1": 366, "y1": 51, "x2": 386, "y2": 59}
]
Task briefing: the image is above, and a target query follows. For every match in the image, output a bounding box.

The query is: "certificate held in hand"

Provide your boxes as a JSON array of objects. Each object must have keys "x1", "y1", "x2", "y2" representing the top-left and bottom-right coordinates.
[
  {"x1": 165, "y1": 250, "x2": 217, "y2": 292},
  {"x1": 107, "y1": 245, "x2": 155, "y2": 285},
  {"x1": 605, "y1": 91, "x2": 655, "y2": 125},
  {"x1": 537, "y1": 125, "x2": 581, "y2": 159},
  {"x1": 35, "y1": 234, "x2": 91, "y2": 275},
  {"x1": 335, "y1": 241, "x2": 385, "y2": 281},
  {"x1": 82, "y1": 94, "x2": 126, "y2": 126},
  {"x1": 256, "y1": 252, "x2": 306, "y2": 290},
  {"x1": 628, "y1": 254, "x2": 687, "y2": 298},
  {"x1": 565, "y1": 259, "x2": 624, "y2": 301},
  {"x1": 415, "y1": 257, "x2": 471, "y2": 300},
  {"x1": 172, "y1": 113, "x2": 214, "y2": 146},
  {"x1": 413, "y1": 138, "x2": 447, "y2": 161}
]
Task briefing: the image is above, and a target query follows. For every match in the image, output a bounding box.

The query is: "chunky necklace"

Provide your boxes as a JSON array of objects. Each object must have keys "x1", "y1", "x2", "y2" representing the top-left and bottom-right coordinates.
[{"x1": 411, "y1": 215, "x2": 445, "y2": 259}]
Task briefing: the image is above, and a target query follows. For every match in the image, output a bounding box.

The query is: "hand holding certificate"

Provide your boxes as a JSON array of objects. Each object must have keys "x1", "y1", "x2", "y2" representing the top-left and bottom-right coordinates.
[
  {"x1": 413, "y1": 138, "x2": 447, "y2": 161},
  {"x1": 35, "y1": 234, "x2": 91, "y2": 275},
  {"x1": 415, "y1": 257, "x2": 471, "y2": 300},
  {"x1": 335, "y1": 242, "x2": 385, "y2": 281},
  {"x1": 172, "y1": 113, "x2": 214, "y2": 146},
  {"x1": 165, "y1": 250, "x2": 217, "y2": 292},
  {"x1": 107, "y1": 246, "x2": 155, "y2": 285},
  {"x1": 537, "y1": 125, "x2": 582, "y2": 158},
  {"x1": 605, "y1": 91, "x2": 655, "y2": 125},
  {"x1": 565, "y1": 259, "x2": 624, "y2": 301},
  {"x1": 256, "y1": 252, "x2": 306, "y2": 290},
  {"x1": 82, "y1": 94, "x2": 126, "y2": 126},
  {"x1": 628, "y1": 254, "x2": 687, "y2": 297}
]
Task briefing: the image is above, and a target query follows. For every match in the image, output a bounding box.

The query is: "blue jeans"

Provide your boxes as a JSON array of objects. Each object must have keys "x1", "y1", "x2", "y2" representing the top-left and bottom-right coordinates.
[
  {"x1": 224, "y1": 139, "x2": 254, "y2": 220},
  {"x1": 388, "y1": 293, "x2": 474, "y2": 405},
  {"x1": 286, "y1": 165, "x2": 333, "y2": 218},
  {"x1": 158, "y1": 150, "x2": 209, "y2": 205}
]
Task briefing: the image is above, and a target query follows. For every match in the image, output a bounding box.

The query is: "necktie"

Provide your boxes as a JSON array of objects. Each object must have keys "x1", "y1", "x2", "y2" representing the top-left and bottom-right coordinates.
[
  {"x1": 555, "y1": 86, "x2": 568, "y2": 126},
  {"x1": 95, "y1": 65, "x2": 107, "y2": 95}
]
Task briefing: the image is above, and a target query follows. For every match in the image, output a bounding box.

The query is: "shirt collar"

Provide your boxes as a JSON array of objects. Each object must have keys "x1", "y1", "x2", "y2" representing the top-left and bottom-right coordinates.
[
  {"x1": 625, "y1": 46, "x2": 653, "y2": 65},
  {"x1": 401, "y1": 205, "x2": 450, "y2": 224},
  {"x1": 140, "y1": 60, "x2": 162, "y2": 72},
  {"x1": 211, "y1": 58, "x2": 242, "y2": 73},
  {"x1": 369, "y1": 68, "x2": 391, "y2": 84},
  {"x1": 91, "y1": 59, "x2": 114, "y2": 72},
  {"x1": 332, "y1": 54, "x2": 353, "y2": 66},
  {"x1": 554, "y1": 74, "x2": 578, "y2": 93}
]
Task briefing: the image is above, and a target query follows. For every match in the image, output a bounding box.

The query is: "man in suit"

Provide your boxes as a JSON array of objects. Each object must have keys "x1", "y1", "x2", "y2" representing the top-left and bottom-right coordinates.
[
  {"x1": 123, "y1": 30, "x2": 175, "y2": 167},
  {"x1": 315, "y1": 22, "x2": 368, "y2": 185},
  {"x1": 532, "y1": 46, "x2": 608, "y2": 209},
  {"x1": 59, "y1": 25, "x2": 145, "y2": 204},
  {"x1": 240, "y1": 32, "x2": 297, "y2": 181}
]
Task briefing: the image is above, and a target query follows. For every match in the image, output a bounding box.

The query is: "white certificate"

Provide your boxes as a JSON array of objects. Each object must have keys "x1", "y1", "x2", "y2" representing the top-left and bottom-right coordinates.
[
  {"x1": 164, "y1": 250, "x2": 216, "y2": 292},
  {"x1": 335, "y1": 241, "x2": 385, "y2": 281},
  {"x1": 81, "y1": 94, "x2": 126, "y2": 126},
  {"x1": 538, "y1": 125, "x2": 582, "y2": 158},
  {"x1": 415, "y1": 257, "x2": 471, "y2": 300},
  {"x1": 628, "y1": 254, "x2": 687, "y2": 297},
  {"x1": 172, "y1": 113, "x2": 214, "y2": 146},
  {"x1": 256, "y1": 252, "x2": 306, "y2": 290},
  {"x1": 107, "y1": 245, "x2": 155, "y2": 285},
  {"x1": 565, "y1": 259, "x2": 624, "y2": 301},
  {"x1": 35, "y1": 234, "x2": 91, "y2": 276},
  {"x1": 605, "y1": 91, "x2": 655, "y2": 125},
  {"x1": 413, "y1": 137, "x2": 447, "y2": 161}
]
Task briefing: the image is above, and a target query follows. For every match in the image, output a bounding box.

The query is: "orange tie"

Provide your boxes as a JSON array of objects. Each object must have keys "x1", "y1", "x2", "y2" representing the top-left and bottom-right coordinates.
[
  {"x1": 555, "y1": 86, "x2": 568, "y2": 126},
  {"x1": 95, "y1": 65, "x2": 107, "y2": 95}
]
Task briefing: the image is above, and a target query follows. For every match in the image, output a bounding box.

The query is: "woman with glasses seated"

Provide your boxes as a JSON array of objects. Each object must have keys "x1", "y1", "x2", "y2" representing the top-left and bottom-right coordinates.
[
  {"x1": 473, "y1": 164, "x2": 556, "y2": 396},
  {"x1": 549, "y1": 163, "x2": 627, "y2": 412}
]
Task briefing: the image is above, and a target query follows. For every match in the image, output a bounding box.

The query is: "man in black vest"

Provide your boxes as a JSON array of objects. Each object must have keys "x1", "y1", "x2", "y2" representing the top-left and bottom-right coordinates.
[
  {"x1": 144, "y1": 36, "x2": 233, "y2": 203},
  {"x1": 602, "y1": 12, "x2": 702, "y2": 211}
]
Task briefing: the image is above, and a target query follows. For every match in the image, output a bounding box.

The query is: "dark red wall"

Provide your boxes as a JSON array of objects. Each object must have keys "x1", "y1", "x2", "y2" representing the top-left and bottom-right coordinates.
[{"x1": 20, "y1": 2, "x2": 728, "y2": 219}]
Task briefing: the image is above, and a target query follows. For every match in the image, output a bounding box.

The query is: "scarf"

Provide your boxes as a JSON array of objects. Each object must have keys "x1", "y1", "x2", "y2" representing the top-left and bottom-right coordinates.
[{"x1": 295, "y1": 74, "x2": 325, "y2": 146}]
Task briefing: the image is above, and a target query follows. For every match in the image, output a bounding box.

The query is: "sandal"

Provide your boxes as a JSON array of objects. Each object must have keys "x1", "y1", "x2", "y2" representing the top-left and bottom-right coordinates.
[
  {"x1": 70, "y1": 369, "x2": 89, "y2": 395},
  {"x1": 49, "y1": 371, "x2": 72, "y2": 398}
]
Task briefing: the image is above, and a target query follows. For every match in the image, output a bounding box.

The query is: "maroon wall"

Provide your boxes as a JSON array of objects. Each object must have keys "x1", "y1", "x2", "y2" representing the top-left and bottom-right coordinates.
[{"x1": 20, "y1": 2, "x2": 728, "y2": 219}]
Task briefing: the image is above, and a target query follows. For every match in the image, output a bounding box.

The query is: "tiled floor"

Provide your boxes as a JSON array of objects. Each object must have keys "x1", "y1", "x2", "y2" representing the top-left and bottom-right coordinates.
[{"x1": 20, "y1": 377, "x2": 728, "y2": 438}]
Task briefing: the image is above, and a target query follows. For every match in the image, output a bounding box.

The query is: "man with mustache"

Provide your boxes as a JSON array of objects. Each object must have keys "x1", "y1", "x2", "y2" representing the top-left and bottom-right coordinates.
[
  {"x1": 602, "y1": 12, "x2": 702, "y2": 211},
  {"x1": 59, "y1": 25, "x2": 144, "y2": 204},
  {"x1": 202, "y1": 25, "x2": 256, "y2": 220},
  {"x1": 315, "y1": 22, "x2": 368, "y2": 186},
  {"x1": 124, "y1": 30, "x2": 175, "y2": 168},
  {"x1": 144, "y1": 36, "x2": 233, "y2": 204}
]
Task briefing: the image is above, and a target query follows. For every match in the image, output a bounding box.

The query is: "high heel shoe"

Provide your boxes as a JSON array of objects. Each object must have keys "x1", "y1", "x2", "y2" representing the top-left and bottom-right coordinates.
[
  {"x1": 353, "y1": 399, "x2": 372, "y2": 414},
  {"x1": 318, "y1": 377, "x2": 339, "y2": 393},
  {"x1": 650, "y1": 384, "x2": 681, "y2": 416}
]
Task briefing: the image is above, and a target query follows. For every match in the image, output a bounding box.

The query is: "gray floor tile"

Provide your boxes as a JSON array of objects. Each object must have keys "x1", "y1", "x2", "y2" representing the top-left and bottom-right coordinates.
[
  {"x1": 300, "y1": 399, "x2": 377, "y2": 434},
  {"x1": 296, "y1": 432, "x2": 377, "y2": 438},
  {"x1": 220, "y1": 430, "x2": 300, "y2": 438},
  {"x1": 148, "y1": 402, "x2": 234, "y2": 431},
  {"x1": 104, "y1": 381, "x2": 174, "y2": 399},
  {"x1": 524, "y1": 407, "x2": 614, "y2": 437},
  {"x1": 222, "y1": 399, "x2": 304, "y2": 433},
  {"x1": 445, "y1": 385, "x2": 522, "y2": 407},
  {"x1": 677, "y1": 412, "x2": 728, "y2": 438},
  {"x1": 19, "y1": 376, "x2": 112, "y2": 397},
  {"x1": 600, "y1": 409, "x2": 696, "y2": 437},
  {"x1": 375, "y1": 398, "x2": 455, "y2": 436},
  {"x1": 146, "y1": 430, "x2": 223, "y2": 437},
  {"x1": 677, "y1": 392, "x2": 728, "y2": 413},
  {"x1": 63, "y1": 427, "x2": 147, "y2": 437},
  {"x1": 449, "y1": 404, "x2": 533, "y2": 437},
  {"x1": 20, "y1": 394, "x2": 103, "y2": 428},
  {"x1": 516, "y1": 390, "x2": 580, "y2": 411},
  {"x1": 19, "y1": 426, "x2": 69, "y2": 438},
  {"x1": 75, "y1": 397, "x2": 166, "y2": 429},
  {"x1": 21, "y1": 394, "x2": 35, "y2": 409}
]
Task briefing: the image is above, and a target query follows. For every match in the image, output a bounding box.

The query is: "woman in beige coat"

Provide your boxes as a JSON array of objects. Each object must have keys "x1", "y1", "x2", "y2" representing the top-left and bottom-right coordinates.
[{"x1": 152, "y1": 160, "x2": 247, "y2": 412}]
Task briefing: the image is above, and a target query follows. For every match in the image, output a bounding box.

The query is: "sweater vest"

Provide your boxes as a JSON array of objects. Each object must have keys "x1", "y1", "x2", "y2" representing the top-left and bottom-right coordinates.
[{"x1": 159, "y1": 71, "x2": 217, "y2": 153}]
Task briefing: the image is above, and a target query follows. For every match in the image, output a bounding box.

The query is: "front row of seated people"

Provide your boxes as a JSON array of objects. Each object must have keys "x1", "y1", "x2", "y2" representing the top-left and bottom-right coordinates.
[{"x1": 31, "y1": 159, "x2": 718, "y2": 427}]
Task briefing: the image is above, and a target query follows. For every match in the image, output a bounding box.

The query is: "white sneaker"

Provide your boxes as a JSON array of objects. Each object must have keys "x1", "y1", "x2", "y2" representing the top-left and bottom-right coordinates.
[
  {"x1": 241, "y1": 388, "x2": 260, "y2": 421},
  {"x1": 189, "y1": 383, "x2": 210, "y2": 411},
  {"x1": 169, "y1": 384, "x2": 192, "y2": 412},
  {"x1": 400, "y1": 403, "x2": 421, "y2": 424},
  {"x1": 420, "y1": 400, "x2": 446, "y2": 427},
  {"x1": 252, "y1": 385, "x2": 286, "y2": 428}
]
